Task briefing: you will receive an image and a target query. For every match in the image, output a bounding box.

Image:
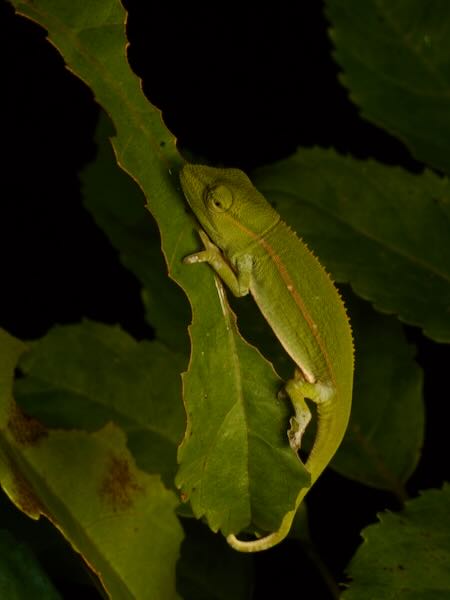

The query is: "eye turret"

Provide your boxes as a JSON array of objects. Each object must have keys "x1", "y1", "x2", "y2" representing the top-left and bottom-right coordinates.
[{"x1": 204, "y1": 184, "x2": 233, "y2": 212}]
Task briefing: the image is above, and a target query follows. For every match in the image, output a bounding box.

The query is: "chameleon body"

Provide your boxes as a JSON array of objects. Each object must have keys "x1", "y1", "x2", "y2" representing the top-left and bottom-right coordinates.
[{"x1": 180, "y1": 164, "x2": 354, "y2": 552}]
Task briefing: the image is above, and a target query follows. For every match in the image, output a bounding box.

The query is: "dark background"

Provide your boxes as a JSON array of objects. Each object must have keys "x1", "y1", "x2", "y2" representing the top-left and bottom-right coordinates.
[{"x1": 1, "y1": 1, "x2": 448, "y2": 598}]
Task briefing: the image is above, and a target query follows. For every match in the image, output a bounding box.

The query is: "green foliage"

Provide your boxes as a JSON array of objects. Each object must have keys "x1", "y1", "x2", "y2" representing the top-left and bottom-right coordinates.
[
  {"x1": 81, "y1": 117, "x2": 311, "y2": 534},
  {"x1": 0, "y1": 529, "x2": 62, "y2": 600},
  {"x1": 177, "y1": 280, "x2": 309, "y2": 534},
  {"x1": 15, "y1": 320, "x2": 186, "y2": 487},
  {"x1": 326, "y1": 0, "x2": 450, "y2": 175},
  {"x1": 0, "y1": 329, "x2": 183, "y2": 600},
  {"x1": 81, "y1": 115, "x2": 191, "y2": 354},
  {"x1": 333, "y1": 294, "x2": 424, "y2": 495},
  {"x1": 342, "y1": 485, "x2": 450, "y2": 599},
  {"x1": 2, "y1": 0, "x2": 449, "y2": 597}
]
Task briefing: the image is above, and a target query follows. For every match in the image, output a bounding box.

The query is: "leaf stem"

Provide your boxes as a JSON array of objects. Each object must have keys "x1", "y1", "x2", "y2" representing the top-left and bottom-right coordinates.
[{"x1": 302, "y1": 542, "x2": 342, "y2": 600}]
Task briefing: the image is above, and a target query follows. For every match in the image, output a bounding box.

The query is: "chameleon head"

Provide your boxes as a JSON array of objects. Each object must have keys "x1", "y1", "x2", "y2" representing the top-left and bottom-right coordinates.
[{"x1": 180, "y1": 164, "x2": 279, "y2": 252}]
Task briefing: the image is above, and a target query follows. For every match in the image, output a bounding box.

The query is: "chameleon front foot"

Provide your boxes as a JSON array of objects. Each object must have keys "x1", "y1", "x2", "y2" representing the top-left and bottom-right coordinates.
[{"x1": 183, "y1": 230, "x2": 220, "y2": 265}]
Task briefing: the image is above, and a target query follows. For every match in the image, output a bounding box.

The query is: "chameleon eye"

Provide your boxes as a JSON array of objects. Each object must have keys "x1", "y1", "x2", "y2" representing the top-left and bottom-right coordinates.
[{"x1": 205, "y1": 184, "x2": 233, "y2": 212}]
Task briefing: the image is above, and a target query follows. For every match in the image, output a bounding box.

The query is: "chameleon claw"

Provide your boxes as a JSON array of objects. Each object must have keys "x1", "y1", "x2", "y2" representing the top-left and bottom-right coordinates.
[{"x1": 183, "y1": 253, "x2": 204, "y2": 264}]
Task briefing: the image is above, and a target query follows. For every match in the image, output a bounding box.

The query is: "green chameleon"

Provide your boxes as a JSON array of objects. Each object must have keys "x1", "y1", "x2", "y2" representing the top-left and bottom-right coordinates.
[{"x1": 180, "y1": 164, "x2": 354, "y2": 552}]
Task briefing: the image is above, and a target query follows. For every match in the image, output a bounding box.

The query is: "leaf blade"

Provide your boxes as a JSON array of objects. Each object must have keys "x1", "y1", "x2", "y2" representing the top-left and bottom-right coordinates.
[
  {"x1": 333, "y1": 293, "x2": 424, "y2": 495},
  {"x1": 343, "y1": 485, "x2": 450, "y2": 599},
  {"x1": 1, "y1": 328, "x2": 183, "y2": 600},
  {"x1": 177, "y1": 281, "x2": 310, "y2": 535},
  {"x1": 15, "y1": 320, "x2": 186, "y2": 488},
  {"x1": 325, "y1": 0, "x2": 450, "y2": 174}
]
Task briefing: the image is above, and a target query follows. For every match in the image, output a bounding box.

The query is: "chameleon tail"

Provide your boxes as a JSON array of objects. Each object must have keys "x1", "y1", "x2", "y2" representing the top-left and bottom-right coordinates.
[
  {"x1": 226, "y1": 477, "x2": 312, "y2": 552},
  {"x1": 226, "y1": 508, "x2": 296, "y2": 552},
  {"x1": 226, "y1": 398, "x2": 344, "y2": 552}
]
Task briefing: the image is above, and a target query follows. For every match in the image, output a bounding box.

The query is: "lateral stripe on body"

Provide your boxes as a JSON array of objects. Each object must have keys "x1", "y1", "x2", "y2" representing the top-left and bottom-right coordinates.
[{"x1": 229, "y1": 214, "x2": 338, "y2": 391}]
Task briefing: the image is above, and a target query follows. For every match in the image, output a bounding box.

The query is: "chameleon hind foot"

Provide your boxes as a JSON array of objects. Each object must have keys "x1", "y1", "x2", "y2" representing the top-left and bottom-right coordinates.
[
  {"x1": 287, "y1": 411, "x2": 311, "y2": 452},
  {"x1": 285, "y1": 371, "x2": 314, "y2": 452}
]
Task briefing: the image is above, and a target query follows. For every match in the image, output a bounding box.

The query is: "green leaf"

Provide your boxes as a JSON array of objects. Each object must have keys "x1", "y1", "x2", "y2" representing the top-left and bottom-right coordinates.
[
  {"x1": 81, "y1": 113, "x2": 190, "y2": 354},
  {"x1": 342, "y1": 485, "x2": 450, "y2": 599},
  {"x1": 10, "y1": 0, "x2": 307, "y2": 538},
  {"x1": 333, "y1": 293, "x2": 424, "y2": 496},
  {"x1": 0, "y1": 328, "x2": 183, "y2": 600},
  {"x1": 325, "y1": 0, "x2": 450, "y2": 175},
  {"x1": 176, "y1": 281, "x2": 310, "y2": 535},
  {"x1": 177, "y1": 520, "x2": 254, "y2": 600},
  {"x1": 253, "y1": 147, "x2": 450, "y2": 342},
  {"x1": 15, "y1": 320, "x2": 185, "y2": 487},
  {"x1": 0, "y1": 529, "x2": 62, "y2": 600}
]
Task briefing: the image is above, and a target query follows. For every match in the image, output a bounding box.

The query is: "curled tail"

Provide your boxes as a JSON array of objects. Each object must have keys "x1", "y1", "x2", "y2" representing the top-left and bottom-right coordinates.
[
  {"x1": 226, "y1": 481, "x2": 311, "y2": 552},
  {"x1": 226, "y1": 397, "x2": 347, "y2": 552},
  {"x1": 226, "y1": 505, "x2": 299, "y2": 552}
]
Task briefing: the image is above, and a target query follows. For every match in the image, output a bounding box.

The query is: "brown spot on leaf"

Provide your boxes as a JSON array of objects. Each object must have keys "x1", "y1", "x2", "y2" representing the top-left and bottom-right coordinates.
[
  {"x1": 11, "y1": 467, "x2": 45, "y2": 517},
  {"x1": 100, "y1": 454, "x2": 143, "y2": 512},
  {"x1": 8, "y1": 403, "x2": 48, "y2": 446}
]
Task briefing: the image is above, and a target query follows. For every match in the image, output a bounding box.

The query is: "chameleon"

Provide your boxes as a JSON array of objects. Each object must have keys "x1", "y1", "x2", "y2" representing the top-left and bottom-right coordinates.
[{"x1": 180, "y1": 163, "x2": 354, "y2": 552}]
